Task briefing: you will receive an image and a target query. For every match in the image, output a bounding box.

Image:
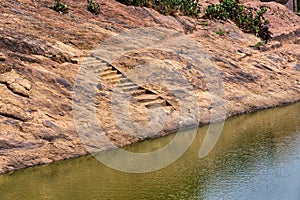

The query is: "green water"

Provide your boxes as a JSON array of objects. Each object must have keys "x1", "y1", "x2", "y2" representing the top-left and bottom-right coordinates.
[{"x1": 0, "y1": 102, "x2": 300, "y2": 200}]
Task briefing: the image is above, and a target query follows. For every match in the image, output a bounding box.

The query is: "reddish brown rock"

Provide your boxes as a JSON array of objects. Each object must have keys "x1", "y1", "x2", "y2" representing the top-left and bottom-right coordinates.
[{"x1": 0, "y1": 0, "x2": 299, "y2": 173}]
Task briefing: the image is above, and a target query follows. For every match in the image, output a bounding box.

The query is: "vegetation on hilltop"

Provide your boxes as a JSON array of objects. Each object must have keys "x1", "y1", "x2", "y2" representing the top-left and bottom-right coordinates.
[
  {"x1": 116, "y1": 0, "x2": 201, "y2": 17},
  {"x1": 49, "y1": 0, "x2": 272, "y2": 43},
  {"x1": 204, "y1": 0, "x2": 272, "y2": 42},
  {"x1": 116, "y1": 0, "x2": 271, "y2": 42}
]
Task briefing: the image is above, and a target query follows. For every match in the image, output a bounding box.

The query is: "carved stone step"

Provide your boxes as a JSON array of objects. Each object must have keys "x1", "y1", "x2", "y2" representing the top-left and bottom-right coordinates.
[
  {"x1": 101, "y1": 74, "x2": 123, "y2": 81},
  {"x1": 102, "y1": 66, "x2": 113, "y2": 71},
  {"x1": 121, "y1": 85, "x2": 139, "y2": 92},
  {"x1": 132, "y1": 89, "x2": 147, "y2": 96},
  {"x1": 100, "y1": 70, "x2": 118, "y2": 77},
  {"x1": 117, "y1": 81, "x2": 137, "y2": 88},
  {"x1": 142, "y1": 98, "x2": 166, "y2": 108},
  {"x1": 133, "y1": 94, "x2": 159, "y2": 103},
  {"x1": 83, "y1": 60, "x2": 107, "y2": 66},
  {"x1": 118, "y1": 77, "x2": 131, "y2": 84},
  {"x1": 109, "y1": 79, "x2": 121, "y2": 85}
]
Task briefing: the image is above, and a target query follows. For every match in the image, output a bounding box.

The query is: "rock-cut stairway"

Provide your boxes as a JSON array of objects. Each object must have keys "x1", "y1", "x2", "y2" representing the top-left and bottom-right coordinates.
[{"x1": 83, "y1": 57, "x2": 172, "y2": 109}]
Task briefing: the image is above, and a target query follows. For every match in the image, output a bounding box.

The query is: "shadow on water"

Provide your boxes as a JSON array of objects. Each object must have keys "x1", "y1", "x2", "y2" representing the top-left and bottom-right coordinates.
[{"x1": 0, "y1": 102, "x2": 300, "y2": 200}]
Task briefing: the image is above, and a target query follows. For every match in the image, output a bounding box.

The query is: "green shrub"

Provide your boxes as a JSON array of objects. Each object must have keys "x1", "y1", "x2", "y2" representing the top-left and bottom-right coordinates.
[
  {"x1": 117, "y1": 0, "x2": 144, "y2": 6},
  {"x1": 204, "y1": 0, "x2": 272, "y2": 43},
  {"x1": 116, "y1": 0, "x2": 201, "y2": 17},
  {"x1": 216, "y1": 29, "x2": 225, "y2": 35},
  {"x1": 250, "y1": 41, "x2": 265, "y2": 49},
  {"x1": 88, "y1": 0, "x2": 101, "y2": 15},
  {"x1": 51, "y1": 0, "x2": 69, "y2": 14}
]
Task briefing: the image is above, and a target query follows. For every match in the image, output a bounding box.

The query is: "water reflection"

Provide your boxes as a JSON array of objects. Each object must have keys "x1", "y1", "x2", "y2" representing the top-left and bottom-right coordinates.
[{"x1": 0, "y1": 102, "x2": 299, "y2": 200}]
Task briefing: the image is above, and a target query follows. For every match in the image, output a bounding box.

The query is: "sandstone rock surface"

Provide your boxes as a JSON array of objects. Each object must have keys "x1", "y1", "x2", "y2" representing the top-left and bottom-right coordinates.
[{"x1": 0, "y1": 0, "x2": 299, "y2": 173}]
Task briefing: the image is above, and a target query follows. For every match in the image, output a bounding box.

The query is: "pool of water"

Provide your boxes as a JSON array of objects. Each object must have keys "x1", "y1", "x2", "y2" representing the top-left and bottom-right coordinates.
[{"x1": 0, "y1": 102, "x2": 300, "y2": 200}]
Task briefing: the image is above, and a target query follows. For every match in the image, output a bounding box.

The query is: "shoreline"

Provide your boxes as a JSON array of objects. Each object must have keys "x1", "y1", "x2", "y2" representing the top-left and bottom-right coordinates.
[{"x1": 1, "y1": 98, "x2": 300, "y2": 175}]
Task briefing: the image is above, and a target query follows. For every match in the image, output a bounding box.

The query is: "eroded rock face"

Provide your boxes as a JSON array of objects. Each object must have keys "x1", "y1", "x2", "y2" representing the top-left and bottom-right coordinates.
[{"x1": 0, "y1": 0, "x2": 299, "y2": 173}]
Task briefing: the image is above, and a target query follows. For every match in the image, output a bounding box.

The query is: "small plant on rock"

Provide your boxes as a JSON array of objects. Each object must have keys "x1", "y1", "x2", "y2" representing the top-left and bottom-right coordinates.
[
  {"x1": 51, "y1": 0, "x2": 69, "y2": 14},
  {"x1": 216, "y1": 29, "x2": 225, "y2": 35},
  {"x1": 250, "y1": 41, "x2": 265, "y2": 49},
  {"x1": 88, "y1": 0, "x2": 101, "y2": 15}
]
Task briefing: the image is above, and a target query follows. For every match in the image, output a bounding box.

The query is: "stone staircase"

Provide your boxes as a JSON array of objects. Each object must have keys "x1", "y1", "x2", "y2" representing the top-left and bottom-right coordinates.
[{"x1": 83, "y1": 57, "x2": 173, "y2": 109}]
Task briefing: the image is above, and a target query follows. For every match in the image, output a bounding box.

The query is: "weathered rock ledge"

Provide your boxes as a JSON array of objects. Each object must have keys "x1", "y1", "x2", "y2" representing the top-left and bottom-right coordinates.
[{"x1": 0, "y1": 0, "x2": 299, "y2": 173}]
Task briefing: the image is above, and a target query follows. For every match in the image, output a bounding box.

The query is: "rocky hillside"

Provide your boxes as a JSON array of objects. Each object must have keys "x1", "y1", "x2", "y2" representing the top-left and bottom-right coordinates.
[{"x1": 0, "y1": 0, "x2": 299, "y2": 173}]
